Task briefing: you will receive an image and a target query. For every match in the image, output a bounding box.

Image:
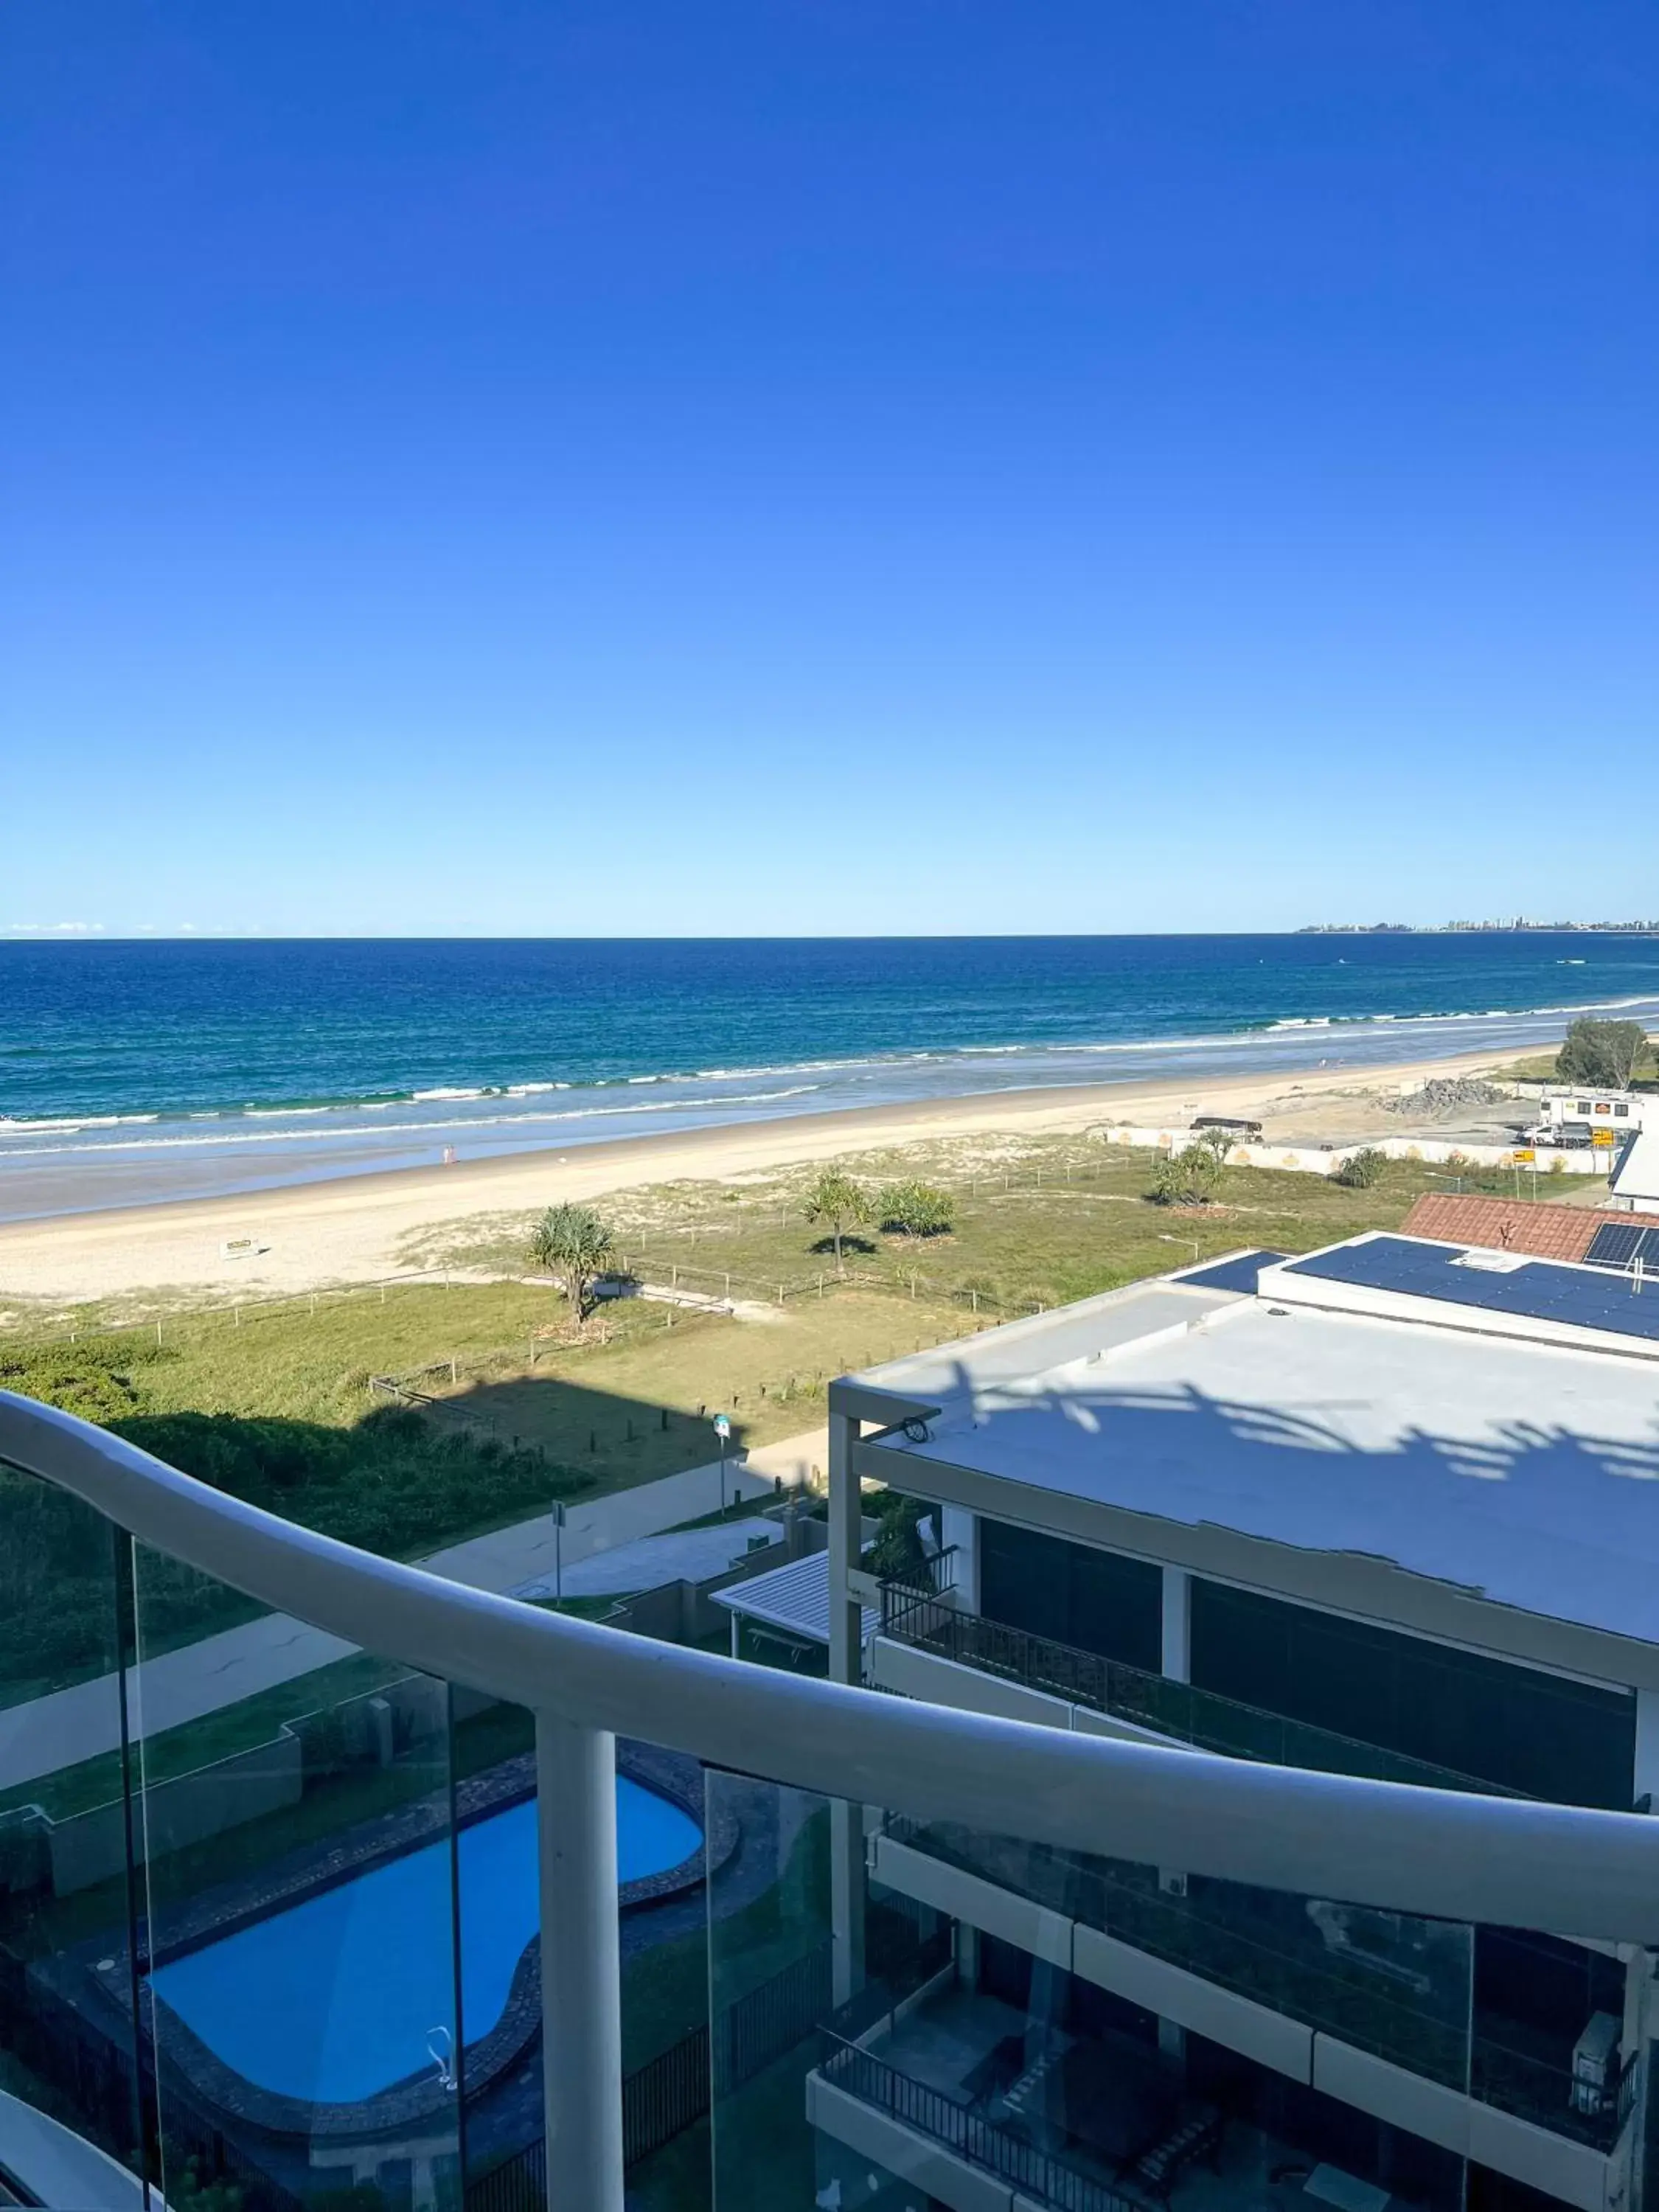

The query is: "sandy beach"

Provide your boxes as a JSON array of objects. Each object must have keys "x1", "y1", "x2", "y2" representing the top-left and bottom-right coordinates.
[{"x1": 0, "y1": 1047, "x2": 1530, "y2": 1310}]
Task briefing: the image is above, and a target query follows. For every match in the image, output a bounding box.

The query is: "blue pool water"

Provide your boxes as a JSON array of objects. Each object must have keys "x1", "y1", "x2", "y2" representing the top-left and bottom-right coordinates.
[{"x1": 148, "y1": 1781, "x2": 701, "y2": 2106}]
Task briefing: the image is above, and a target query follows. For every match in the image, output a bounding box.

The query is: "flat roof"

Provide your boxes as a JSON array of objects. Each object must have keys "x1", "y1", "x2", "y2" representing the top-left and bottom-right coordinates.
[{"x1": 872, "y1": 1279, "x2": 1659, "y2": 1652}]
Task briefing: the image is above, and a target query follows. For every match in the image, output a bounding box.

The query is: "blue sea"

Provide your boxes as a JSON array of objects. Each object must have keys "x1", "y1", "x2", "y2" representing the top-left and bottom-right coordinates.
[{"x1": 3, "y1": 936, "x2": 1658, "y2": 1222}]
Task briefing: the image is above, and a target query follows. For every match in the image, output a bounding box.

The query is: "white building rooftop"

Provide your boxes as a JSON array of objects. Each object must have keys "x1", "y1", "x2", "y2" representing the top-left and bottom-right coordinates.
[{"x1": 860, "y1": 1242, "x2": 1659, "y2": 1654}]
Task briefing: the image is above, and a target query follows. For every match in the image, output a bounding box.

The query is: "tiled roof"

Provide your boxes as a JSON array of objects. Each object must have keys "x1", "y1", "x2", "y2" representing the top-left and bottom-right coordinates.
[{"x1": 1400, "y1": 1191, "x2": 1659, "y2": 1262}]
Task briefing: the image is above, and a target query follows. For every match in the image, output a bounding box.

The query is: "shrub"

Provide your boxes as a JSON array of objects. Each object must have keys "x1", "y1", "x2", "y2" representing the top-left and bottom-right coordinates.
[
  {"x1": 1334, "y1": 1147, "x2": 1388, "y2": 1189},
  {"x1": 876, "y1": 1181, "x2": 953, "y2": 1238},
  {"x1": 1557, "y1": 1016, "x2": 1649, "y2": 1091},
  {"x1": 866, "y1": 1489, "x2": 936, "y2": 1582},
  {"x1": 1149, "y1": 1144, "x2": 1225, "y2": 1206}
]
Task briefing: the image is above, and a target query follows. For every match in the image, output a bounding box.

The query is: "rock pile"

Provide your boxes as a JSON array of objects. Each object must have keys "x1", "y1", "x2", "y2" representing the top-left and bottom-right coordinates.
[{"x1": 1381, "y1": 1077, "x2": 1510, "y2": 1120}]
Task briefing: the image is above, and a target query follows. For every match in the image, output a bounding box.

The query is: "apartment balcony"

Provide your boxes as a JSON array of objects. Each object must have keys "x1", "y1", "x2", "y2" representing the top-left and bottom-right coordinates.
[
  {"x1": 877, "y1": 1574, "x2": 1528, "y2": 1801},
  {"x1": 810, "y1": 1980, "x2": 1455, "y2": 2212},
  {"x1": 877, "y1": 1813, "x2": 1636, "y2": 2172}
]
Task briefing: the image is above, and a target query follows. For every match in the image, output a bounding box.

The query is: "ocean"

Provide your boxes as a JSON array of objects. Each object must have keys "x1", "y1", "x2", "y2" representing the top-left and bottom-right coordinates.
[{"x1": 3, "y1": 935, "x2": 1658, "y2": 1222}]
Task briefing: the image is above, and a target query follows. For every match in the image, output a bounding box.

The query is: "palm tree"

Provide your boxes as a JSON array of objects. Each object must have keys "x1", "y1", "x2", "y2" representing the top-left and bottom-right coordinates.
[
  {"x1": 527, "y1": 1203, "x2": 614, "y2": 1323},
  {"x1": 803, "y1": 1169, "x2": 869, "y2": 1276}
]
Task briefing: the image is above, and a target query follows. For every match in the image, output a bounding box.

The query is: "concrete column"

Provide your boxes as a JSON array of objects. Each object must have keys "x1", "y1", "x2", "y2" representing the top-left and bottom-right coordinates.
[
  {"x1": 1635, "y1": 1690, "x2": 1659, "y2": 1807},
  {"x1": 1161, "y1": 1565, "x2": 1192, "y2": 1683},
  {"x1": 827, "y1": 1404, "x2": 867, "y2": 2009},
  {"x1": 1159, "y1": 1568, "x2": 1193, "y2": 1896},
  {"x1": 827, "y1": 1408, "x2": 863, "y2": 1688},
  {"x1": 535, "y1": 1714, "x2": 623, "y2": 2212},
  {"x1": 830, "y1": 1798, "x2": 866, "y2": 2008},
  {"x1": 941, "y1": 1505, "x2": 979, "y2": 1612}
]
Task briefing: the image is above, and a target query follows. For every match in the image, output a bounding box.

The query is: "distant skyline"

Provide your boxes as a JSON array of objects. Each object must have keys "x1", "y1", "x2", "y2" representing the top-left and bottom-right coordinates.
[{"x1": 4, "y1": 3, "x2": 1655, "y2": 936}]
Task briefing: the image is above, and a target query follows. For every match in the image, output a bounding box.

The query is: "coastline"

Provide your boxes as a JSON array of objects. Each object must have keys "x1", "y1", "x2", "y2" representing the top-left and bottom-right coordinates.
[{"x1": 0, "y1": 1045, "x2": 1530, "y2": 1309}]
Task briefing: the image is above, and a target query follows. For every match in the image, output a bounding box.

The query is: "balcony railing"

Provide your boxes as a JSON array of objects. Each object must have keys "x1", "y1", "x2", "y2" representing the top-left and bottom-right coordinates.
[
  {"x1": 879, "y1": 1579, "x2": 1529, "y2": 1799},
  {"x1": 4, "y1": 1389, "x2": 1659, "y2": 2212},
  {"x1": 817, "y1": 2031, "x2": 1130, "y2": 2212},
  {"x1": 883, "y1": 1812, "x2": 1637, "y2": 2155}
]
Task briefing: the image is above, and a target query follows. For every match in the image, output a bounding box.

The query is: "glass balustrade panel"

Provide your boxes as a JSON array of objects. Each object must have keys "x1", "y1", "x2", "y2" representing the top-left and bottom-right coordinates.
[
  {"x1": 130, "y1": 1543, "x2": 464, "y2": 2212},
  {"x1": 0, "y1": 1460, "x2": 150, "y2": 2203},
  {"x1": 704, "y1": 1771, "x2": 1496, "y2": 2212}
]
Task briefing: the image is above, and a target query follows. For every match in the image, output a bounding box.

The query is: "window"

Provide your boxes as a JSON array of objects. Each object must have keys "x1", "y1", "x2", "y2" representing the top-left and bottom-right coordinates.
[
  {"x1": 978, "y1": 1520, "x2": 1162, "y2": 1672},
  {"x1": 1616, "y1": 1105, "x2": 1630, "y2": 1118},
  {"x1": 1189, "y1": 1579, "x2": 1634, "y2": 1806}
]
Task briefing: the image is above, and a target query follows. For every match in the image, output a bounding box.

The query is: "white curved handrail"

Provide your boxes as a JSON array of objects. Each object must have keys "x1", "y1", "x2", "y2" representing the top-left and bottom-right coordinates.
[{"x1": 4, "y1": 1388, "x2": 1659, "y2": 1941}]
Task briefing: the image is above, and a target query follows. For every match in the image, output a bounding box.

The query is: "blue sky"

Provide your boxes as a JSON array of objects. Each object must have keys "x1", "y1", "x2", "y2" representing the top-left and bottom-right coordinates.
[{"x1": 3, "y1": 2, "x2": 1655, "y2": 936}]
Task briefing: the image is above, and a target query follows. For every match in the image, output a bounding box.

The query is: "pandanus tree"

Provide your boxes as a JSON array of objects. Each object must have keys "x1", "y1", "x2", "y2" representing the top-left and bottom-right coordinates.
[
  {"x1": 803, "y1": 1169, "x2": 870, "y2": 1276},
  {"x1": 527, "y1": 1203, "x2": 614, "y2": 1323}
]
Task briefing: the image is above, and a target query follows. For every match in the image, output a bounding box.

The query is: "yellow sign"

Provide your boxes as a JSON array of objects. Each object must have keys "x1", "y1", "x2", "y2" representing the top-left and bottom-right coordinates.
[
  {"x1": 1513, "y1": 1149, "x2": 1535, "y2": 1164},
  {"x1": 1592, "y1": 1129, "x2": 1615, "y2": 1148}
]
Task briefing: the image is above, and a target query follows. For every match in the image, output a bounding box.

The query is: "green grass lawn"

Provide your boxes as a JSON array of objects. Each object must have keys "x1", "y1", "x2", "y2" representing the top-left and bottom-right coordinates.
[{"x1": 400, "y1": 1132, "x2": 1604, "y2": 1328}]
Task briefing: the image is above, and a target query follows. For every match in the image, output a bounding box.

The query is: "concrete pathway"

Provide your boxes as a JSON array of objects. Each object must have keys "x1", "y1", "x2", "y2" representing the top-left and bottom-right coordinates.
[
  {"x1": 0, "y1": 1428, "x2": 824, "y2": 1795},
  {"x1": 512, "y1": 1517, "x2": 782, "y2": 1602}
]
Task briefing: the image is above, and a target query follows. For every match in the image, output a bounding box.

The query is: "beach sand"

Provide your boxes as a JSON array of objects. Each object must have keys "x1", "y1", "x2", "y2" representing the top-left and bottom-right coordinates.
[{"x1": 0, "y1": 1047, "x2": 1530, "y2": 1311}]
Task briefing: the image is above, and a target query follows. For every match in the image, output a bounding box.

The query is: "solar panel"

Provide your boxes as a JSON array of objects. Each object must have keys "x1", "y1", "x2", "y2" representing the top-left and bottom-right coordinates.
[
  {"x1": 1284, "y1": 1236, "x2": 1659, "y2": 1343},
  {"x1": 1587, "y1": 1222, "x2": 1644, "y2": 1268},
  {"x1": 1179, "y1": 1250, "x2": 1286, "y2": 1293}
]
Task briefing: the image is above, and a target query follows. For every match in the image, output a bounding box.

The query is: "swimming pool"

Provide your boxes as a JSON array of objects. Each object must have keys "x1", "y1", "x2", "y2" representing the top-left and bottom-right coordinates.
[{"x1": 148, "y1": 1779, "x2": 701, "y2": 2105}]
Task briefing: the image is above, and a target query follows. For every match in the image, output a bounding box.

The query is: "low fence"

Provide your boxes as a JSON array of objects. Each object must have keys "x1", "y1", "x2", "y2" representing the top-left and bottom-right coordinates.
[
  {"x1": 465, "y1": 1938, "x2": 839, "y2": 2204},
  {"x1": 1098, "y1": 1124, "x2": 1605, "y2": 1178},
  {"x1": 4, "y1": 1671, "x2": 453, "y2": 1902}
]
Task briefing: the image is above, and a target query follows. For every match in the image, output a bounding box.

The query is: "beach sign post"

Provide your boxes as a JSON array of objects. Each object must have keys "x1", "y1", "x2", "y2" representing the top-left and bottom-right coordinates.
[
  {"x1": 549, "y1": 1498, "x2": 566, "y2": 1601},
  {"x1": 713, "y1": 1411, "x2": 731, "y2": 1512}
]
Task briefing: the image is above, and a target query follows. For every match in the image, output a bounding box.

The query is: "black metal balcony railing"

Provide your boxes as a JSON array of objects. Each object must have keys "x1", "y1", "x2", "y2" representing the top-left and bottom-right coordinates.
[
  {"x1": 882, "y1": 1812, "x2": 1636, "y2": 2158},
  {"x1": 818, "y1": 2031, "x2": 1131, "y2": 2212},
  {"x1": 878, "y1": 1579, "x2": 1528, "y2": 1801}
]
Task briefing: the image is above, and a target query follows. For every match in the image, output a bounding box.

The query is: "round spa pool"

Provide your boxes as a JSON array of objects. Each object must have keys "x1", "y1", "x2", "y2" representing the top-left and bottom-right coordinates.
[{"x1": 147, "y1": 1778, "x2": 700, "y2": 2106}]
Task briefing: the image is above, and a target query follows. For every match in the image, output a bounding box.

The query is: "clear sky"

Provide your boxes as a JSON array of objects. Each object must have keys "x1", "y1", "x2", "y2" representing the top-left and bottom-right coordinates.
[{"x1": 3, "y1": 3, "x2": 1655, "y2": 936}]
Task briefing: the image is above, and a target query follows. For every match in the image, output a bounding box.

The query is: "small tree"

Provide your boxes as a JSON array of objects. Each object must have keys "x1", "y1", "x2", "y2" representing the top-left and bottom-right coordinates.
[
  {"x1": 1333, "y1": 1147, "x2": 1387, "y2": 1189},
  {"x1": 1557, "y1": 1016, "x2": 1649, "y2": 1091},
  {"x1": 527, "y1": 1203, "x2": 614, "y2": 1323},
  {"x1": 804, "y1": 1169, "x2": 869, "y2": 1275},
  {"x1": 1149, "y1": 1144, "x2": 1225, "y2": 1206},
  {"x1": 876, "y1": 1180, "x2": 953, "y2": 1238}
]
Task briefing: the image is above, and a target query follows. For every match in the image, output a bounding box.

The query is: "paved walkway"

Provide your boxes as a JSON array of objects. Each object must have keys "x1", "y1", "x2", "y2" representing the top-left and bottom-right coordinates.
[
  {"x1": 512, "y1": 1517, "x2": 782, "y2": 1601},
  {"x1": 0, "y1": 1428, "x2": 824, "y2": 1795}
]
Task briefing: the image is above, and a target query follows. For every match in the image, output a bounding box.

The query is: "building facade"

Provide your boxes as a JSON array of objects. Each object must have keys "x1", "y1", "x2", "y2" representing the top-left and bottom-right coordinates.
[{"x1": 817, "y1": 1235, "x2": 1659, "y2": 2212}]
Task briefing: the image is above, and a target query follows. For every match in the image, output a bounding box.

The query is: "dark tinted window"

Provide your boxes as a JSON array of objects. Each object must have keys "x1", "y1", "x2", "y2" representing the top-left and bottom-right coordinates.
[
  {"x1": 1190, "y1": 1579, "x2": 1633, "y2": 1807},
  {"x1": 979, "y1": 1520, "x2": 1162, "y2": 1671}
]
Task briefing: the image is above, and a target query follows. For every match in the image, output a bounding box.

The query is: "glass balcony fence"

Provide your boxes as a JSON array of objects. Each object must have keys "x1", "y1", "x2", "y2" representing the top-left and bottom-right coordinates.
[
  {"x1": 880, "y1": 1809, "x2": 1641, "y2": 2160},
  {"x1": 3, "y1": 1388, "x2": 1657, "y2": 2212}
]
